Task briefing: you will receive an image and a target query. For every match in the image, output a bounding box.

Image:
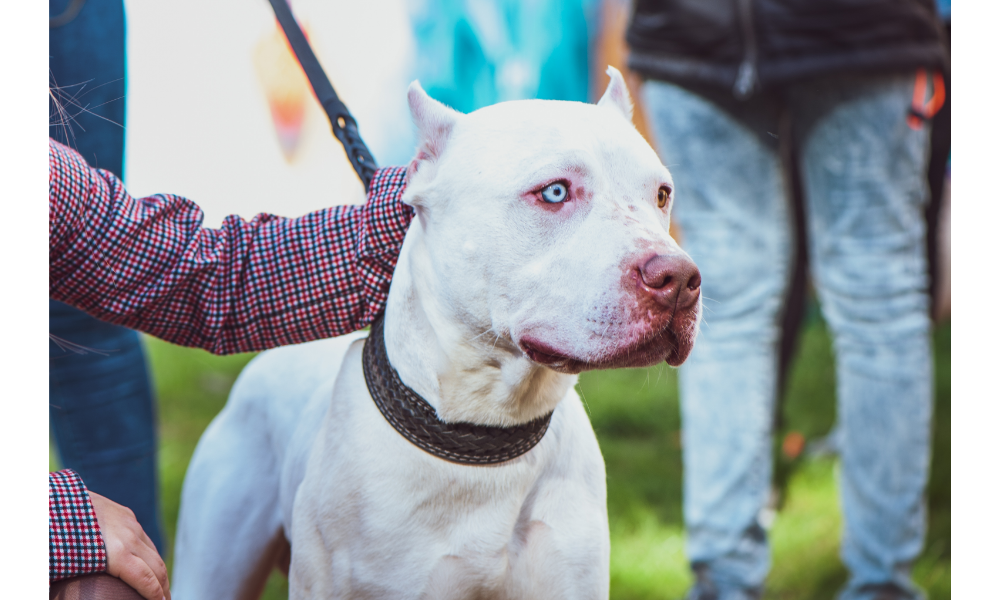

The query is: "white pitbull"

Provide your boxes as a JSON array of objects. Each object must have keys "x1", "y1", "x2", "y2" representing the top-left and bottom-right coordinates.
[{"x1": 172, "y1": 67, "x2": 701, "y2": 600}]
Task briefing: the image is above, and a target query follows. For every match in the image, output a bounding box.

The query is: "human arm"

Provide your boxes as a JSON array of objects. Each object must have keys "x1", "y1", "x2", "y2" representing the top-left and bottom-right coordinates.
[
  {"x1": 49, "y1": 470, "x2": 170, "y2": 599},
  {"x1": 48, "y1": 139, "x2": 413, "y2": 355}
]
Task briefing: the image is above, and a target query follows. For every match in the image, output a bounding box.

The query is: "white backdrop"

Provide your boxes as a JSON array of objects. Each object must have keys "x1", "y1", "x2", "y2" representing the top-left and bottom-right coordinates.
[{"x1": 123, "y1": 0, "x2": 417, "y2": 227}]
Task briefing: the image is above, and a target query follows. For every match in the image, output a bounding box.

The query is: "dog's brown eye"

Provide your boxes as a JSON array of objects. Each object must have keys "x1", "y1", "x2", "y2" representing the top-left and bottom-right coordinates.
[{"x1": 657, "y1": 186, "x2": 671, "y2": 208}]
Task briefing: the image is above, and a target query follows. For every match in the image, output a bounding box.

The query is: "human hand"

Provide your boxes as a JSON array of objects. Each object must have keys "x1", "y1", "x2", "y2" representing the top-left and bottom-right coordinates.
[{"x1": 88, "y1": 491, "x2": 171, "y2": 600}]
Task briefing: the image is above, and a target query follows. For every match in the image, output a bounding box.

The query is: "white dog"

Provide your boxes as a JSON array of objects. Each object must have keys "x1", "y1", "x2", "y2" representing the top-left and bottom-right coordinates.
[{"x1": 172, "y1": 67, "x2": 701, "y2": 600}]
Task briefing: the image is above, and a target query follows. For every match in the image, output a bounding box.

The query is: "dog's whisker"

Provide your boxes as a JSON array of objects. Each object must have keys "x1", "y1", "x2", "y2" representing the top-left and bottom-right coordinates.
[
  {"x1": 468, "y1": 328, "x2": 495, "y2": 343},
  {"x1": 49, "y1": 333, "x2": 113, "y2": 356},
  {"x1": 49, "y1": 75, "x2": 126, "y2": 139},
  {"x1": 69, "y1": 76, "x2": 126, "y2": 98},
  {"x1": 578, "y1": 388, "x2": 593, "y2": 418},
  {"x1": 56, "y1": 97, "x2": 127, "y2": 130}
]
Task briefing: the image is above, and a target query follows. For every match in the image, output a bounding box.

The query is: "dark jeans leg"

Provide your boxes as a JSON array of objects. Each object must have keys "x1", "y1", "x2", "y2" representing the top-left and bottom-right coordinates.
[
  {"x1": 49, "y1": 0, "x2": 126, "y2": 178},
  {"x1": 50, "y1": 301, "x2": 166, "y2": 556},
  {"x1": 49, "y1": 0, "x2": 165, "y2": 557}
]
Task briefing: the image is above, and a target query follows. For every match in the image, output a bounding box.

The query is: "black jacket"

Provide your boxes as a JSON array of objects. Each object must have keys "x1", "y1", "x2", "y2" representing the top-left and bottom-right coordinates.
[{"x1": 626, "y1": 0, "x2": 949, "y2": 99}]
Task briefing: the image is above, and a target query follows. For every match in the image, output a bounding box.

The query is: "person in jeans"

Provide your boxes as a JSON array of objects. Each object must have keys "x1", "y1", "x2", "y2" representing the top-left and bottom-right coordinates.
[
  {"x1": 625, "y1": 1, "x2": 948, "y2": 599},
  {"x1": 49, "y1": 0, "x2": 168, "y2": 557}
]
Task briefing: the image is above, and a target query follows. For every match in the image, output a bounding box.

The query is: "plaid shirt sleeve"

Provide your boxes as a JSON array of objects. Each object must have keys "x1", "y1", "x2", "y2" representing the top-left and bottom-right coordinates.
[
  {"x1": 49, "y1": 139, "x2": 413, "y2": 354},
  {"x1": 49, "y1": 469, "x2": 107, "y2": 584}
]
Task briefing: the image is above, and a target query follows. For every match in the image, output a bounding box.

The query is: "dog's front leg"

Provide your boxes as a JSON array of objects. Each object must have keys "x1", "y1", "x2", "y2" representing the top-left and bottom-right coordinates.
[{"x1": 506, "y1": 515, "x2": 610, "y2": 600}]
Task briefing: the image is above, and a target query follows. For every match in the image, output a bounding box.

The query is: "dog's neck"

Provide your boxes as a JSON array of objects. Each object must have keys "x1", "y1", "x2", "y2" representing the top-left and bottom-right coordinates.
[{"x1": 382, "y1": 225, "x2": 576, "y2": 427}]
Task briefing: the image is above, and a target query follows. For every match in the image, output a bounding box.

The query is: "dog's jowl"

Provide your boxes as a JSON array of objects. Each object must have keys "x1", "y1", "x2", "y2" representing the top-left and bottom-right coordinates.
[{"x1": 172, "y1": 67, "x2": 701, "y2": 600}]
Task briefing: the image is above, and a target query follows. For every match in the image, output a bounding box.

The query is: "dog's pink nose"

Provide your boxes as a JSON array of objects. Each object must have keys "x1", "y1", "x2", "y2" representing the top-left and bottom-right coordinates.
[{"x1": 638, "y1": 253, "x2": 701, "y2": 309}]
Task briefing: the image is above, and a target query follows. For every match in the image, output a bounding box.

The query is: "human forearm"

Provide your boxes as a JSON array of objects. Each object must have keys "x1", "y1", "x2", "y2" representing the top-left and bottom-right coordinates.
[{"x1": 48, "y1": 139, "x2": 412, "y2": 354}]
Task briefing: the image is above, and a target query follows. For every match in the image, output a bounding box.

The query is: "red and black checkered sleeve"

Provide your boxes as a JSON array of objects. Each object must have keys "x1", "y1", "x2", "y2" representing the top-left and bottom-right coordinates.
[
  {"x1": 49, "y1": 139, "x2": 413, "y2": 354},
  {"x1": 49, "y1": 469, "x2": 107, "y2": 584}
]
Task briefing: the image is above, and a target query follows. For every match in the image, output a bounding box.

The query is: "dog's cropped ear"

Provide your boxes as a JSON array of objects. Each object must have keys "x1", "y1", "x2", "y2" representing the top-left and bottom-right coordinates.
[
  {"x1": 597, "y1": 66, "x2": 634, "y2": 122},
  {"x1": 407, "y1": 81, "x2": 461, "y2": 184}
]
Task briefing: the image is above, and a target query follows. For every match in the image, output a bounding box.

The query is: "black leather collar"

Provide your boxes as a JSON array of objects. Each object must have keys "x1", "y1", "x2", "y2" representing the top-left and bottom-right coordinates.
[{"x1": 362, "y1": 316, "x2": 553, "y2": 465}]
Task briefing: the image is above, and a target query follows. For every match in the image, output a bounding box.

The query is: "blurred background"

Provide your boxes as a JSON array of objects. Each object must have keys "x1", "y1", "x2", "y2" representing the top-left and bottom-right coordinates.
[{"x1": 50, "y1": 0, "x2": 951, "y2": 597}]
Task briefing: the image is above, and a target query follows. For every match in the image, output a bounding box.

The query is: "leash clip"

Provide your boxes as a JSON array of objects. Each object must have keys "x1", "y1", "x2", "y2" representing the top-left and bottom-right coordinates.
[
  {"x1": 328, "y1": 110, "x2": 379, "y2": 191},
  {"x1": 268, "y1": 0, "x2": 378, "y2": 192}
]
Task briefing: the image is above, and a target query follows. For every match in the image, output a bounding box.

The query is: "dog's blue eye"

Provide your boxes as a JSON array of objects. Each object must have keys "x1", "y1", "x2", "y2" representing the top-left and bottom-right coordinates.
[{"x1": 541, "y1": 182, "x2": 568, "y2": 203}]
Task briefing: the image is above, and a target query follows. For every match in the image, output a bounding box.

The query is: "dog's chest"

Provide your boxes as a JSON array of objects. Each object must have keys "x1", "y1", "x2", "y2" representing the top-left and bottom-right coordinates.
[
  {"x1": 290, "y1": 342, "x2": 609, "y2": 599},
  {"x1": 305, "y1": 463, "x2": 553, "y2": 598}
]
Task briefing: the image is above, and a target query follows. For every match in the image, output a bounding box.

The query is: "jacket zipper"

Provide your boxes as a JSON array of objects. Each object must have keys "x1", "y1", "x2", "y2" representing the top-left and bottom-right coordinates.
[{"x1": 733, "y1": 0, "x2": 759, "y2": 99}]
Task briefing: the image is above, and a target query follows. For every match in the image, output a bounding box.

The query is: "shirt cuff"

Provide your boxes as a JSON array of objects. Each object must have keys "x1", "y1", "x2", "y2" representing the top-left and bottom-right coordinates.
[
  {"x1": 49, "y1": 469, "x2": 107, "y2": 584},
  {"x1": 356, "y1": 166, "x2": 413, "y2": 320},
  {"x1": 357, "y1": 166, "x2": 413, "y2": 262}
]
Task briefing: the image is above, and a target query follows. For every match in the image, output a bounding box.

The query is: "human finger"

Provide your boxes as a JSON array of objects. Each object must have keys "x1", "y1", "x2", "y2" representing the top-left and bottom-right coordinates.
[
  {"x1": 116, "y1": 552, "x2": 166, "y2": 600},
  {"x1": 88, "y1": 491, "x2": 169, "y2": 599},
  {"x1": 132, "y1": 533, "x2": 170, "y2": 600}
]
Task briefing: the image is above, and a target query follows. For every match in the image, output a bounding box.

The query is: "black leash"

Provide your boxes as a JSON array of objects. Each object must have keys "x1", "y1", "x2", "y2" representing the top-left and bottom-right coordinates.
[{"x1": 267, "y1": 0, "x2": 378, "y2": 192}]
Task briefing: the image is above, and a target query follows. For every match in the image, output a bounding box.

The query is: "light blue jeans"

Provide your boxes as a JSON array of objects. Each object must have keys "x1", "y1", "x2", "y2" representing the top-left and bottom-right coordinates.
[{"x1": 643, "y1": 74, "x2": 933, "y2": 600}]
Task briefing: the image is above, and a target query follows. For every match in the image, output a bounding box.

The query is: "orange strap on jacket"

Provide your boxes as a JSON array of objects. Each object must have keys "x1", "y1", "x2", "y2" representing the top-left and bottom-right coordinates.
[{"x1": 907, "y1": 68, "x2": 946, "y2": 129}]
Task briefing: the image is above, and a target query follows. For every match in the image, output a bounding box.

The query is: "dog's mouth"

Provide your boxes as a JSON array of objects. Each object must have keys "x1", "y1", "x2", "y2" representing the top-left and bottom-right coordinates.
[
  {"x1": 519, "y1": 338, "x2": 575, "y2": 367},
  {"x1": 520, "y1": 325, "x2": 690, "y2": 374}
]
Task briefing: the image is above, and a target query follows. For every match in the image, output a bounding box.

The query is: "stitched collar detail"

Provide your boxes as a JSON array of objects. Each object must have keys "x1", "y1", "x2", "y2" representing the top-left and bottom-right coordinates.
[{"x1": 362, "y1": 316, "x2": 553, "y2": 465}]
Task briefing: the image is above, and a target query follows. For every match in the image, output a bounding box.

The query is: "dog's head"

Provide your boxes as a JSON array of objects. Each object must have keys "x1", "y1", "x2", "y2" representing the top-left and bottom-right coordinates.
[{"x1": 401, "y1": 67, "x2": 700, "y2": 374}]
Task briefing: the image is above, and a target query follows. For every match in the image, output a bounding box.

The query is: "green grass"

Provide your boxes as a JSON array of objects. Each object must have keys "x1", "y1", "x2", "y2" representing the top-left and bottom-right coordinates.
[
  {"x1": 143, "y1": 344, "x2": 258, "y2": 561},
  {"x1": 577, "y1": 315, "x2": 951, "y2": 600},
  {"x1": 52, "y1": 315, "x2": 950, "y2": 599}
]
